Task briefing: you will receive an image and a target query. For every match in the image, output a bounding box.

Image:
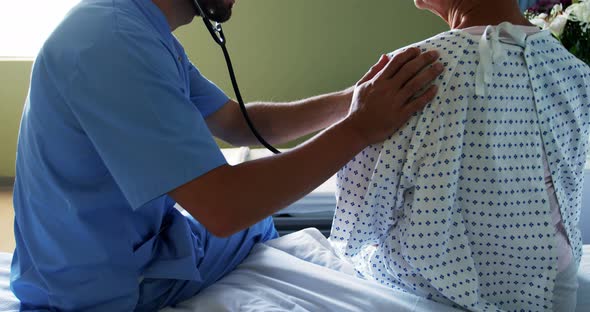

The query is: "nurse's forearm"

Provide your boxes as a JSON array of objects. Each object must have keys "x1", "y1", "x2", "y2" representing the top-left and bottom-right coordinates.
[
  {"x1": 241, "y1": 89, "x2": 353, "y2": 145},
  {"x1": 207, "y1": 90, "x2": 352, "y2": 147},
  {"x1": 170, "y1": 118, "x2": 364, "y2": 237}
]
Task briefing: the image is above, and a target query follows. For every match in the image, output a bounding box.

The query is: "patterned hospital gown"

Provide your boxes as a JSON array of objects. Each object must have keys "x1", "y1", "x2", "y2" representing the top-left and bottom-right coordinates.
[{"x1": 330, "y1": 23, "x2": 590, "y2": 311}]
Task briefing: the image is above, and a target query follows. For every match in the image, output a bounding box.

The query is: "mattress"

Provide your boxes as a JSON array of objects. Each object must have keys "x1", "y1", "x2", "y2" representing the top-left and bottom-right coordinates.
[{"x1": 2, "y1": 238, "x2": 590, "y2": 311}]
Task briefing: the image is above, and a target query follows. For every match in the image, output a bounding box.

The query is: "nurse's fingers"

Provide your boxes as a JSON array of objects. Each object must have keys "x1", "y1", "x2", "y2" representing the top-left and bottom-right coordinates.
[
  {"x1": 397, "y1": 62, "x2": 443, "y2": 104},
  {"x1": 402, "y1": 85, "x2": 438, "y2": 116},
  {"x1": 356, "y1": 54, "x2": 390, "y2": 86},
  {"x1": 373, "y1": 48, "x2": 421, "y2": 82},
  {"x1": 389, "y1": 50, "x2": 440, "y2": 91}
]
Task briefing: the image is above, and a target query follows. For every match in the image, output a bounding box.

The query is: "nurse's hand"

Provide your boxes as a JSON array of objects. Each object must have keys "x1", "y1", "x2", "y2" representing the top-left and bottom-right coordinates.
[{"x1": 344, "y1": 48, "x2": 442, "y2": 146}]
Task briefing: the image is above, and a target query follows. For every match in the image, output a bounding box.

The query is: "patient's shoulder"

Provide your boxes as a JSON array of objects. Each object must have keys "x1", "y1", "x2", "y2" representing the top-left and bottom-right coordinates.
[{"x1": 388, "y1": 30, "x2": 477, "y2": 66}]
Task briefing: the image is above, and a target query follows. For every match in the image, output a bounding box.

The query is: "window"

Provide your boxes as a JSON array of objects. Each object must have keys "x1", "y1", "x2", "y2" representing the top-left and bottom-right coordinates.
[{"x1": 0, "y1": 1, "x2": 79, "y2": 58}]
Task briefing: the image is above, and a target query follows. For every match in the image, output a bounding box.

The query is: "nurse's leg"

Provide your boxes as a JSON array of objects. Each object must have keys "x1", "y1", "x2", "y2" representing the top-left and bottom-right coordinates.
[{"x1": 165, "y1": 215, "x2": 278, "y2": 306}]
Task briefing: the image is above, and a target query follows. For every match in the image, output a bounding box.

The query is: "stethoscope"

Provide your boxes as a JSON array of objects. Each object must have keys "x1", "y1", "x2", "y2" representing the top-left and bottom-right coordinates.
[{"x1": 192, "y1": 0, "x2": 281, "y2": 154}]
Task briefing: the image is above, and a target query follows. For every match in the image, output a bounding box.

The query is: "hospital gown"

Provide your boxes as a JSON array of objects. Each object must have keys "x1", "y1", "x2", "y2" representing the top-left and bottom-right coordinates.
[{"x1": 330, "y1": 23, "x2": 590, "y2": 311}]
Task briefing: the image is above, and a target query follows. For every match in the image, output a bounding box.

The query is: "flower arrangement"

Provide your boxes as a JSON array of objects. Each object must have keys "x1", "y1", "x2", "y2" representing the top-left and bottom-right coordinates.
[{"x1": 526, "y1": 0, "x2": 590, "y2": 64}]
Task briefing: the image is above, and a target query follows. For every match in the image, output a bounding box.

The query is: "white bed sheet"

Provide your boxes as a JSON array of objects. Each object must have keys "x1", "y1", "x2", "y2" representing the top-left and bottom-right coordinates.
[
  {"x1": 0, "y1": 254, "x2": 17, "y2": 312},
  {"x1": 2, "y1": 232, "x2": 590, "y2": 311},
  {"x1": 162, "y1": 228, "x2": 461, "y2": 312}
]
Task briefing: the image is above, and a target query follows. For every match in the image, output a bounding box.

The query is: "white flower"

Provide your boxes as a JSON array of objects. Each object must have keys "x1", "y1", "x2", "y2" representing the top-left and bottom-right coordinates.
[
  {"x1": 566, "y1": 0, "x2": 590, "y2": 32},
  {"x1": 530, "y1": 13, "x2": 549, "y2": 29},
  {"x1": 549, "y1": 14, "x2": 569, "y2": 37},
  {"x1": 530, "y1": 17, "x2": 548, "y2": 29},
  {"x1": 551, "y1": 4, "x2": 564, "y2": 16}
]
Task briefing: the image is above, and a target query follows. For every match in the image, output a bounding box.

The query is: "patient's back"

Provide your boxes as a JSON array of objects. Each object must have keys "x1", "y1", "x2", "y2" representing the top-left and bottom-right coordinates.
[{"x1": 330, "y1": 26, "x2": 590, "y2": 311}]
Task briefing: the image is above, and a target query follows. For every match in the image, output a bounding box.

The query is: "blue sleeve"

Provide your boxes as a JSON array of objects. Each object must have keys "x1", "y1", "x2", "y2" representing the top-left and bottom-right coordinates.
[
  {"x1": 66, "y1": 31, "x2": 227, "y2": 209},
  {"x1": 188, "y1": 62, "x2": 230, "y2": 118}
]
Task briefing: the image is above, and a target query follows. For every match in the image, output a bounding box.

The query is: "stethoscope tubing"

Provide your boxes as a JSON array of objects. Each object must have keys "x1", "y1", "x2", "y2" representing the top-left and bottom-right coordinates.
[{"x1": 193, "y1": 0, "x2": 281, "y2": 154}]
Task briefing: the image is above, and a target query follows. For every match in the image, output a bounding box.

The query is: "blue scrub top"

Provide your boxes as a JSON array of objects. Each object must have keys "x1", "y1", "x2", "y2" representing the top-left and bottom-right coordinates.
[{"x1": 10, "y1": 0, "x2": 275, "y2": 310}]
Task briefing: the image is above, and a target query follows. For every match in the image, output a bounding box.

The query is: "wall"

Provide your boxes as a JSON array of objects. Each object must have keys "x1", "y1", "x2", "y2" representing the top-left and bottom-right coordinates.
[
  {"x1": 0, "y1": 0, "x2": 447, "y2": 177},
  {"x1": 0, "y1": 61, "x2": 31, "y2": 177}
]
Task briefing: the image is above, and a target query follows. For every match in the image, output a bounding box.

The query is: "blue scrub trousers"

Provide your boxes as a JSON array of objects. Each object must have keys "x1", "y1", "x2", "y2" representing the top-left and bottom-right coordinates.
[{"x1": 134, "y1": 214, "x2": 278, "y2": 311}]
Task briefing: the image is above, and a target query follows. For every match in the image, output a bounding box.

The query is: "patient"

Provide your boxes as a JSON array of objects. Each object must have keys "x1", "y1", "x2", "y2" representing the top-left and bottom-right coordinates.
[{"x1": 330, "y1": 0, "x2": 590, "y2": 311}]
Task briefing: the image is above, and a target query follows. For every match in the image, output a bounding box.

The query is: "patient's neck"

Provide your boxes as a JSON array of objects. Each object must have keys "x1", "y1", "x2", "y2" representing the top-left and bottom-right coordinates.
[{"x1": 447, "y1": 0, "x2": 534, "y2": 30}]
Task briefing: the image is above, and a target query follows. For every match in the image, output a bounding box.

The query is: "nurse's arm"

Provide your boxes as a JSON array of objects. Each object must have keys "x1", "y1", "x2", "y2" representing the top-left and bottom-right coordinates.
[
  {"x1": 170, "y1": 117, "x2": 365, "y2": 237},
  {"x1": 170, "y1": 49, "x2": 442, "y2": 237},
  {"x1": 205, "y1": 89, "x2": 350, "y2": 147}
]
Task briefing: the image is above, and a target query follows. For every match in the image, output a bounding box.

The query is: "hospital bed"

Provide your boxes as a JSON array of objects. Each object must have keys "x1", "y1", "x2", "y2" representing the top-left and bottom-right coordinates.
[
  {"x1": 1, "y1": 150, "x2": 589, "y2": 311},
  {"x1": 1, "y1": 234, "x2": 590, "y2": 311}
]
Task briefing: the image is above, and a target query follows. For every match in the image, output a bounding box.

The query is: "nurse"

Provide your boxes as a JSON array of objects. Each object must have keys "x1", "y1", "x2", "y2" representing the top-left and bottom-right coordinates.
[{"x1": 10, "y1": 0, "x2": 443, "y2": 310}]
